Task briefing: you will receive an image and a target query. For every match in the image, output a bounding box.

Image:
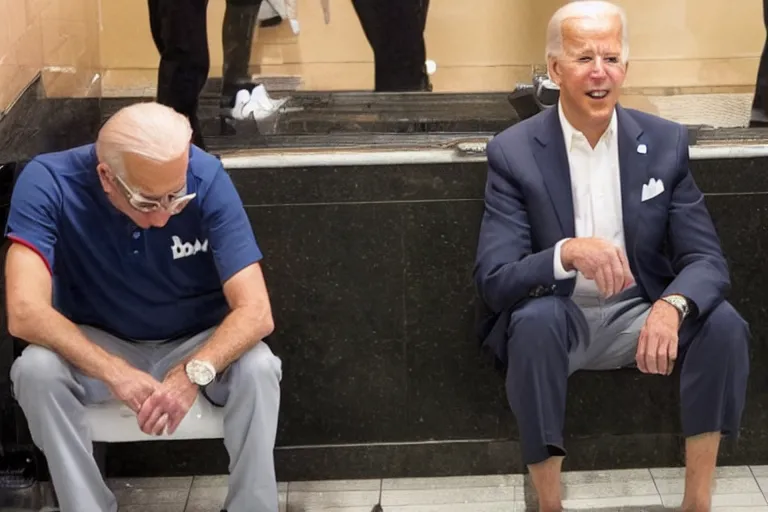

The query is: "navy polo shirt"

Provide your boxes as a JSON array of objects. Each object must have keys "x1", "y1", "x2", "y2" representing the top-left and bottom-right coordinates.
[{"x1": 5, "y1": 144, "x2": 262, "y2": 341}]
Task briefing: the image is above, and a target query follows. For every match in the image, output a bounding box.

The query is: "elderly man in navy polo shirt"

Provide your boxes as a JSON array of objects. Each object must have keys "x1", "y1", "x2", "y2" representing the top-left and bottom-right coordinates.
[{"x1": 5, "y1": 102, "x2": 282, "y2": 512}]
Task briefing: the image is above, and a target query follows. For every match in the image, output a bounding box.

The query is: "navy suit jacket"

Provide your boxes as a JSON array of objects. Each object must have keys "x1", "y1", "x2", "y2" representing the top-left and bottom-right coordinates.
[{"x1": 473, "y1": 105, "x2": 730, "y2": 358}]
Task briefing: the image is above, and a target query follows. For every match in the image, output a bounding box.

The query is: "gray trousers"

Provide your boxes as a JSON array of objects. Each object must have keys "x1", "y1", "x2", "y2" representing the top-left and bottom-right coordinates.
[
  {"x1": 566, "y1": 286, "x2": 651, "y2": 375},
  {"x1": 10, "y1": 325, "x2": 283, "y2": 512}
]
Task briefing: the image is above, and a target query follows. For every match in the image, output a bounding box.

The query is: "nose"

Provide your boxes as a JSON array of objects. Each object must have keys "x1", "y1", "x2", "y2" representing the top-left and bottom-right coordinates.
[
  {"x1": 590, "y1": 57, "x2": 608, "y2": 78},
  {"x1": 148, "y1": 211, "x2": 171, "y2": 228}
]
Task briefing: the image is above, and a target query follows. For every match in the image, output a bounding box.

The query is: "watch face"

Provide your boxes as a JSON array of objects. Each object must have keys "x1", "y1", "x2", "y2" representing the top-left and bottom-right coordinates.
[{"x1": 187, "y1": 361, "x2": 215, "y2": 385}]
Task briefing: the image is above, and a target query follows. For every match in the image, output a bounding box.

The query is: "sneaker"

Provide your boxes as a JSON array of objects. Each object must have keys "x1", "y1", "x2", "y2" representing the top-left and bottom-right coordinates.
[{"x1": 226, "y1": 84, "x2": 288, "y2": 122}]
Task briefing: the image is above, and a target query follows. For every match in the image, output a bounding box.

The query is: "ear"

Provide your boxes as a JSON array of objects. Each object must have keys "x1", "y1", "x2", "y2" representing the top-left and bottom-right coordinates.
[
  {"x1": 547, "y1": 56, "x2": 562, "y2": 86},
  {"x1": 96, "y1": 164, "x2": 112, "y2": 192}
]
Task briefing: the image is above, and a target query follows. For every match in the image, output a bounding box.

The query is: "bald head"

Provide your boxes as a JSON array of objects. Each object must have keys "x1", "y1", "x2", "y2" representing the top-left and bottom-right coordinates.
[
  {"x1": 546, "y1": 1, "x2": 629, "y2": 64},
  {"x1": 96, "y1": 102, "x2": 193, "y2": 177},
  {"x1": 95, "y1": 102, "x2": 193, "y2": 229}
]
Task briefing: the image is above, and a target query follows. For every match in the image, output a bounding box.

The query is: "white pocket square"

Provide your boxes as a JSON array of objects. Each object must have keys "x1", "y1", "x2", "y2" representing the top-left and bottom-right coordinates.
[{"x1": 641, "y1": 178, "x2": 664, "y2": 202}]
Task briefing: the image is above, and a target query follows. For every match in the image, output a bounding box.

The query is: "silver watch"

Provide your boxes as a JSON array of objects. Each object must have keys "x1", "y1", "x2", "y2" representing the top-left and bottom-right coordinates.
[
  {"x1": 185, "y1": 359, "x2": 216, "y2": 386},
  {"x1": 661, "y1": 295, "x2": 690, "y2": 323}
]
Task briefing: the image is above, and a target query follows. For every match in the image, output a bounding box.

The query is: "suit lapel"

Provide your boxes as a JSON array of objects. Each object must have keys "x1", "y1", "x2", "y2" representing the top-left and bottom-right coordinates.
[
  {"x1": 616, "y1": 105, "x2": 648, "y2": 260},
  {"x1": 532, "y1": 108, "x2": 575, "y2": 238}
]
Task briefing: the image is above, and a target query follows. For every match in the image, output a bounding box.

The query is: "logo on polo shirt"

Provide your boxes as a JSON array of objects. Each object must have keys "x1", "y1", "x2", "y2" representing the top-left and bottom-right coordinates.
[{"x1": 171, "y1": 235, "x2": 209, "y2": 260}]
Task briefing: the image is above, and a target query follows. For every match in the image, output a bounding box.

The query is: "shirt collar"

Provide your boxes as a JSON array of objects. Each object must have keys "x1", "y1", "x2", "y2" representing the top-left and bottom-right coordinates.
[{"x1": 557, "y1": 100, "x2": 617, "y2": 151}]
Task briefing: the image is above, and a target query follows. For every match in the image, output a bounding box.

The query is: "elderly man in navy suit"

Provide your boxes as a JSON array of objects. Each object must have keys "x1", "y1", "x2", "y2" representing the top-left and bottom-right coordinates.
[{"x1": 473, "y1": 2, "x2": 750, "y2": 511}]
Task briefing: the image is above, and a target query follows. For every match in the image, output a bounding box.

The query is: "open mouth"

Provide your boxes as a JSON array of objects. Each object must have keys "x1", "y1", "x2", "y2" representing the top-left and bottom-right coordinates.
[{"x1": 586, "y1": 90, "x2": 609, "y2": 99}]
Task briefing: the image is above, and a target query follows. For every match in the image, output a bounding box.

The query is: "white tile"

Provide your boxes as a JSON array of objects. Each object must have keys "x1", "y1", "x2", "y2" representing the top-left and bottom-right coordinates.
[
  {"x1": 191, "y1": 474, "x2": 287, "y2": 492},
  {"x1": 285, "y1": 508, "x2": 373, "y2": 512},
  {"x1": 382, "y1": 474, "x2": 521, "y2": 490},
  {"x1": 188, "y1": 485, "x2": 226, "y2": 503},
  {"x1": 113, "y1": 486, "x2": 191, "y2": 505},
  {"x1": 383, "y1": 503, "x2": 528, "y2": 512},
  {"x1": 561, "y1": 468, "x2": 653, "y2": 484},
  {"x1": 712, "y1": 507, "x2": 768, "y2": 512},
  {"x1": 756, "y1": 476, "x2": 768, "y2": 495},
  {"x1": 184, "y1": 491, "x2": 287, "y2": 512},
  {"x1": 288, "y1": 490, "x2": 381, "y2": 509},
  {"x1": 752, "y1": 466, "x2": 768, "y2": 478},
  {"x1": 289, "y1": 479, "x2": 381, "y2": 492},
  {"x1": 122, "y1": 505, "x2": 185, "y2": 512},
  {"x1": 381, "y1": 486, "x2": 517, "y2": 506},
  {"x1": 111, "y1": 476, "x2": 191, "y2": 506},
  {"x1": 651, "y1": 466, "x2": 753, "y2": 479},
  {"x1": 108, "y1": 476, "x2": 193, "y2": 490},
  {"x1": 661, "y1": 493, "x2": 768, "y2": 508},
  {"x1": 562, "y1": 479, "x2": 658, "y2": 500},
  {"x1": 562, "y1": 494, "x2": 663, "y2": 509},
  {"x1": 654, "y1": 477, "x2": 761, "y2": 496}
]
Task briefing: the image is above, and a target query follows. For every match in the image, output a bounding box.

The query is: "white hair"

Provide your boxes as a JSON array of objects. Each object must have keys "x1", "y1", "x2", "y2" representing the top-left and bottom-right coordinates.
[
  {"x1": 545, "y1": 1, "x2": 629, "y2": 64},
  {"x1": 96, "y1": 101, "x2": 192, "y2": 176}
]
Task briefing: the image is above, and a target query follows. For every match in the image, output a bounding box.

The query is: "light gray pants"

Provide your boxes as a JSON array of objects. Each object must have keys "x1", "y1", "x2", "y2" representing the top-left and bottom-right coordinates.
[
  {"x1": 10, "y1": 325, "x2": 283, "y2": 512},
  {"x1": 567, "y1": 286, "x2": 652, "y2": 375}
]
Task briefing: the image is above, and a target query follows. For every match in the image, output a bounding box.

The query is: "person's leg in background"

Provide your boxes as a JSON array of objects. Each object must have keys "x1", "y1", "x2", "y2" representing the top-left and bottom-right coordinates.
[
  {"x1": 148, "y1": 0, "x2": 210, "y2": 149},
  {"x1": 351, "y1": 0, "x2": 430, "y2": 92},
  {"x1": 220, "y1": 0, "x2": 288, "y2": 125},
  {"x1": 751, "y1": 0, "x2": 768, "y2": 126}
]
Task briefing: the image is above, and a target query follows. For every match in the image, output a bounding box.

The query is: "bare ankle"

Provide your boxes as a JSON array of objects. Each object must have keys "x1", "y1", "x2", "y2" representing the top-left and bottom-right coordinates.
[
  {"x1": 680, "y1": 497, "x2": 711, "y2": 512},
  {"x1": 538, "y1": 502, "x2": 563, "y2": 512}
]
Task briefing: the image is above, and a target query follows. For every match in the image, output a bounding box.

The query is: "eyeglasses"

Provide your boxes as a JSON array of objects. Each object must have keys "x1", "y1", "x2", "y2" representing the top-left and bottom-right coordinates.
[{"x1": 111, "y1": 171, "x2": 196, "y2": 215}]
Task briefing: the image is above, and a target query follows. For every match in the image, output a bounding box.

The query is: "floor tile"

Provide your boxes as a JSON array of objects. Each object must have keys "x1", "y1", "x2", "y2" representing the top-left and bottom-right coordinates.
[
  {"x1": 651, "y1": 466, "x2": 753, "y2": 479},
  {"x1": 382, "y1": 474, "x2": 521, "y2": 490},
  {"x1": 288, "y1": 489, "x2": 381, "y2": 510},
  {"x1": 289, "y1": 479, "x2": 381, "y2": 492},
  {"x1": 661, "y1": 493, "x2": 768, "y2": 508},
  {"x1": 121, "y1": 505, "x2": 186, "y2": 512},
  {"x1": 561, "y1": 469, "x2": 654, "y2": 484},
  {"x1": 381, "y1": 486, "x2": 517, "y2": 506},
  {"x1": 654, "y1": 476, "x2": 761, "y2": 496},
  {"x1": 109, "y1": 476, "x2": 192, "y2": 506},
  {"x1": 184, "y1": 491, "x2": 287, "y2": 512},
  {"x1": 562, "y1": 495, "x2": 664, "y2": 509},
  {"x1": 383, "y1": 504, "x2": 527, "y2": 512}
]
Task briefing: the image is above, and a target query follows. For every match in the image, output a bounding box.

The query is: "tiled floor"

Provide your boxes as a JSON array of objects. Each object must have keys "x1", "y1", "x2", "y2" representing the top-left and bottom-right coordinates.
[{"x1": 107, "y1": 465, "x2": 768, "y2": 511}]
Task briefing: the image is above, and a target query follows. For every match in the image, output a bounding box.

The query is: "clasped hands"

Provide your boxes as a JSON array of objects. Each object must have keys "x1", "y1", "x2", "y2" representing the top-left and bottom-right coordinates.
[
  {"x1": 107, "y1": 362, "x2": 199, "y2": 436},
  {"x1": 561, "y1": 237, "x2": 680, "y2": 376}
]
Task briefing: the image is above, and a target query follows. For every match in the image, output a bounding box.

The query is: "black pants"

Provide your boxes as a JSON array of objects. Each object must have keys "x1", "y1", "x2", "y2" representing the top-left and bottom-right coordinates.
[
  {"x1": 499, "y1": 297, "x2": 750, "y2": 465},
  {"x1": 753, "y1": 0, "x2": 768, "y2": 117},
  {"x1": 148, "y1": 0, "x2": 210, "y2": 148},
  {"x1": 148, "y1": 0, "x2": 263, "y2": 148},
  {"x1": 351, "y1": 0, "x2": 430, "y2": 92}
]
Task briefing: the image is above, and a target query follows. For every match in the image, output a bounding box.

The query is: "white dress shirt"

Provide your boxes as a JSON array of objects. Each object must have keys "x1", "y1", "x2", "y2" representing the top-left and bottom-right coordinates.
[{"x1": 552, "y1": 102, "x2": 628, "y2": 297}]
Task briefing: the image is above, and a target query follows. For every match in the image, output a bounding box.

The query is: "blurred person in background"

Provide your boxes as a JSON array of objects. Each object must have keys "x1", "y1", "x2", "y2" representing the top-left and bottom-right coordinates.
[
  {"x1": 351, "y1": 0, "x2": 432, "y2": 92},
  {"x1": 751, "y1": 0, "x2": 768, "y2": 127},
  {"x1": 148, "y1": 0, "x2": 289, "y2": 150}
]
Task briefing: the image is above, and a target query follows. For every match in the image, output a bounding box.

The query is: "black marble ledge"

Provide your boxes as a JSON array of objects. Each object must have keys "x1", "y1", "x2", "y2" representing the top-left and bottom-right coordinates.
[{"x1": 226, "y1": 158, "x2": 768, "y2": 209}]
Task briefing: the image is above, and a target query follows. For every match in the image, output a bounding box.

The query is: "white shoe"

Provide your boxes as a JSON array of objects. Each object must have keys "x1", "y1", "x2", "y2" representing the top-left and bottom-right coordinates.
[
  {"x1": 240, "y1": 85, "x2": 288, "y2": 121},
  {"x1": 229, "y1": 89, "x2": 253, "y2": 120}
]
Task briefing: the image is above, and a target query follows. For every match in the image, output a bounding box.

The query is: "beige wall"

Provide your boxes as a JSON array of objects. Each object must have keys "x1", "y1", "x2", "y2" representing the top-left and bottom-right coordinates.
[
  {"x1": 0, "y1": 0, "x2": 100, "y2": 112},
  {"x1": 99, "y1": 0, "x2": 766, "y2": 94}
]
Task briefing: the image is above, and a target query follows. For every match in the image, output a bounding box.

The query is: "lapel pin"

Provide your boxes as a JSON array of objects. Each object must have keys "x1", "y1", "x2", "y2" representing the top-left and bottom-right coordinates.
[{"x1": 637, "y1": 144, "x2": 647, "y2": 154}]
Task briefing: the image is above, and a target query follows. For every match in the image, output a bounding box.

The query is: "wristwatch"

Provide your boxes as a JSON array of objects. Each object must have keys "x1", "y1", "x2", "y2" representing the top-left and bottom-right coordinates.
[
  {"x1": 661, "y1": 294, "x2": 690, "y2": 325},
  {"x1": 185, "y1": 359, "x2": 216, "y2": 386}
]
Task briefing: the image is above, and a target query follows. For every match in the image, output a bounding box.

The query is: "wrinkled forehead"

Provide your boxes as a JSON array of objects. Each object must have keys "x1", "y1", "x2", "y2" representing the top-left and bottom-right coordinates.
[
  {"x1": 561, "y1": 15, "x2": 623, "y2": 55},
  {"x1": 122, "y1": 151, "x2": 189, "y2": 196}
]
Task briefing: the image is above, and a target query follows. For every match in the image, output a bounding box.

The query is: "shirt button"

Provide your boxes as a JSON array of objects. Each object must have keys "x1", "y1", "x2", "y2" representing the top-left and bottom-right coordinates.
[
  {"x1": 133, "y1": 231, "x2": 141, "y2": 239},
  {"x1": 133, "y1": 250, "x2": 139, "y2": 254}
]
